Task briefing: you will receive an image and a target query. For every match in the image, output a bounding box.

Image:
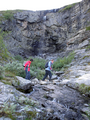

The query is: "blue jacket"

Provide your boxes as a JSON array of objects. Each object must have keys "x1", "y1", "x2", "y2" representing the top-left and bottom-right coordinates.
[{"x1": 45, "y1": 61, "x2": 52, "y2": 71}]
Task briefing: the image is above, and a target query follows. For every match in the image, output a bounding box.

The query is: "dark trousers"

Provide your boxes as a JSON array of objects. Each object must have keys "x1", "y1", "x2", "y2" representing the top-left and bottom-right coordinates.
[
  {"x1": 42, "y1": 70, "x2": 52, "y2": 81},
  {"x1": 25, "y1": 66, "x2": 30, "y2": 80}
]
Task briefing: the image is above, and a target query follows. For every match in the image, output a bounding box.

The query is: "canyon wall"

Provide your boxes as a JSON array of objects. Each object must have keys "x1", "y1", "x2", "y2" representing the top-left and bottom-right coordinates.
[{"x1": 0, "y1": 0, "x2": 90, "y2": 58}]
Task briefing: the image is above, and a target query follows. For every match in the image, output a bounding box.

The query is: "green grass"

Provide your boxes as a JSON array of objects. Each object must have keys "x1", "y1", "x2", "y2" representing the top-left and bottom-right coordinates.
[
  {"x1": 58, "y1": 3, "x2": 76, "y2": 12},
  {"x1": 86, "y1": 45, "x2": 90, "y2": 50},
  {"x1": 78, "y1": 83, "x2": 90, "y2": 95},
  {"x1": 86, "y1": 26, "x2": 90, "y2": 31}
]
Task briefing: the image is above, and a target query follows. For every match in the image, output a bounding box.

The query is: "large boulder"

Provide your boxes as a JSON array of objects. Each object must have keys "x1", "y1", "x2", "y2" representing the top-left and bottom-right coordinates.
[{"x1": 12, "y1": 76, "x2": 34, "y2": 92}]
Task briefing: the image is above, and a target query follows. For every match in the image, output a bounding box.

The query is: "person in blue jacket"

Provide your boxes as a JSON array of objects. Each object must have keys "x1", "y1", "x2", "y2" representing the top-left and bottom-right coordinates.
[{"x1": 42, "y1": 59, "x2": 54, "y2": 81}]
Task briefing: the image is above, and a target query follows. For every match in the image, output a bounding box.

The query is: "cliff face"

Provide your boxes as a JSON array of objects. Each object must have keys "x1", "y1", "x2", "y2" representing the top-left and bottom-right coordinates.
[{"x1": 0, "y1": 0, "x2": 90, "y2": 58}]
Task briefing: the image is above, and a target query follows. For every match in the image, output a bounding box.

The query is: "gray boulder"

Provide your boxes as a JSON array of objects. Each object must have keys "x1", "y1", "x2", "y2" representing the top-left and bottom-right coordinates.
[{"x1": 12, "y1": 76, "x2": 34, "y2": 92}]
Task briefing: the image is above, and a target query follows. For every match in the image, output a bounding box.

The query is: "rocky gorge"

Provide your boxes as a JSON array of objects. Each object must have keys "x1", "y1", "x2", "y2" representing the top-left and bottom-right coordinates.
[
  {"x1": 0, "y1": 0, "x2": 90, "y2": 58},
  {"x1": 0, "y1": 0, "x2": 90, "y2": 119}
]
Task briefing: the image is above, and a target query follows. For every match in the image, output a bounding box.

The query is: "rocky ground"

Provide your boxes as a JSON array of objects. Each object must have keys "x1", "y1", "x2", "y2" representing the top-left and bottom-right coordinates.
[
  {"x1": 0, "y1": 0, "x2": 90, "y2": 119},
  {"x1": 0, "y1": 47, "x2": 90, "y2": 120}
]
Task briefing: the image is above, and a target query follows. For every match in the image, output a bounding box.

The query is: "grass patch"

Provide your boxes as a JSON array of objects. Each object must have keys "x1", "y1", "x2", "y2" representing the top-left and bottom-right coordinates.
[
  {"x1": 86, "y1": 26, "x2": 90, "y2": 31},
  {"x1": 3, "y1": 10, "x2": 14, "y2": 21},
  {"x1": 58, "y1": 3, "x2": 76, "y2": 12},
  {"x1": 86, "y1": 45, "x2": 90, "y2": 50},
  {"x1": 0, "y1": 103, "x2": 16, "y2": 120},
  {"x1": 78, "y1": 83, "x2": 90, "y2": 95},
  {"x1": 0, "y1": 10, "x2": 23, "y2": 21}
]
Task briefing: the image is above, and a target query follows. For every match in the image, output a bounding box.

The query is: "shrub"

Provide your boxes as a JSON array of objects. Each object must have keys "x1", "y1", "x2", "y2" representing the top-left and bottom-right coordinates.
[
  {"x1": 31, "y1": 58, "x2": 46, "y2": 69},
  {"x1": 4, "y1": 61, "x2": 25, "y2": 78},
  {"x1": 0, "y1": 35, "x2": 9, "y2": 61},
  {"x1": 14, "y1": 55, "x2": 23, "y2": 61},
  {"x1": 35, "y1": 69, "x2": 45, "y2": 80},
  {"x1": 86, "y1": 26, "x2": 90, "y2": 31},
  {"x1": 78, "y1": 83, "x2": 90, "y2": 94},
  {"x1": 0, "y1": 65, "x2": 5, "y2": 79},
  {"x1": 0, "y1": 103, "x2": 16, "y2": 119},
  {"x1": 4, "y1": 58, "x2": 46, "y2": 80},
  {"x1": 3, "y1": 10, "x2": 13, "y2": 21},
  {"x1": 29, "y1": 58, "x2": 46, "y2": 79},
  {"x1": 0, "y1": 29, "x2": 12, "y2": 63},
  {"x1": 53, "y1": 51, "x2": 75, "y2": 71}
]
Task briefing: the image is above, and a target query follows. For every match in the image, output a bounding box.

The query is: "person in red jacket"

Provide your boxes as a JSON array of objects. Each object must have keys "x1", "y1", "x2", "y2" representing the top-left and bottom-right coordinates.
[{"x1": 24, "y1": 59, "x2": 33, "y2": 80}]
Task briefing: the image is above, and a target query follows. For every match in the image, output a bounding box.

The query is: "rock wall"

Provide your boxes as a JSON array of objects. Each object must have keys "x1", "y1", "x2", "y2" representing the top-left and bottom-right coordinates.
[{"x1": 0, "y1": 0, "x2": 90, "y2": 58}]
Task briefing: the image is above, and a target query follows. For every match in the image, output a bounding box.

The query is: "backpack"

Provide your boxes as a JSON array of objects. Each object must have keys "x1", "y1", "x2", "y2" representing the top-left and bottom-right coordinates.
[
  {"x1": 45, "y1": 62, "x2": 49, "y2": 68},
  {"x1": 23, "y1": 61, "x2": 27, "y2": 67}
]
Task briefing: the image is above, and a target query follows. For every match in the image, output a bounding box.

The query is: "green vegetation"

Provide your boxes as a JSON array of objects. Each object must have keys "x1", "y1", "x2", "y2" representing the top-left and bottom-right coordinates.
[
  {"x1": 86, "y1": 45, "x2": 90, "y2": 50},
  {"x1": 53, "y1": 52, "x2": 75, "y2": 71},
  {"x1": 78, "y1": 83, "x2": 90, "y2": 95},
  {"x1": 0, "y1": 98, "x2": 37, "y2": 120},
  {"x1": 0, "y1": 103, "x2": 16, "y2": 120},
  {"x1": 16, "y1": 96, "x2": 36, "y2": 106},
  {"x1": 83, "y1": 103, "x2": 90, "y2": 119},
  {"x1": 0, "y1": 29, "x2": 12, "y2": 64},
  {"x1": 3, "y1": 10, "x2": 14, "y2": 21},
  {"x1": 58, "y1": 3, "x2": 76, "y2": 12},
  {"x1": 14, "y1": 55, "x2": 23, "y2": 61},
  {"x1": 5, "y1": 61, "x2": 25, "y2": 78},
  {"x1": 3, "y1": 51, "x2": 75, "y2": 80},
  {"x1": 86, "y1": 26, "x2": 90, "y2": 31},
  {"x1": 0, "y1": 65, "x2": 5, "y2": 79},
  {"x1": 0, "y1": 10, "x2": 23, "y2": 21},
  {"x1": 0, "y1": 31, "x2": 9, "y2": 61}
]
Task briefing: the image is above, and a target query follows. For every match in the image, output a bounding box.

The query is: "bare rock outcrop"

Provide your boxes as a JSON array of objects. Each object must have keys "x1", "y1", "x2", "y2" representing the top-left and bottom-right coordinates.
[{"x1": 0, "y1": 0, "x2": 89, "y2": 58}]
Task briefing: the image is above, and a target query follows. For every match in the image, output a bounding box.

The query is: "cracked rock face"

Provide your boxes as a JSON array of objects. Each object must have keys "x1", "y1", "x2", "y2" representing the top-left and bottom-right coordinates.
[{"x1": 1, "y1": 0, "x2": 90, "y2": 58}]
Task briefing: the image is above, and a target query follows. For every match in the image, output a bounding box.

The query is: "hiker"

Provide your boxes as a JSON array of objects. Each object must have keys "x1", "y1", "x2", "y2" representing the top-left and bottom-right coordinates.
[
  {"x1": 42, "y1": 59, "x2": 54, "y2": 81},
  {"x1": 24, "y1": 59, "x2": 33, "y2": 80}
]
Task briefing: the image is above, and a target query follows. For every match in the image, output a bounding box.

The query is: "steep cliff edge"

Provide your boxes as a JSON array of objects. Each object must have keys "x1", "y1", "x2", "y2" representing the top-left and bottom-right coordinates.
[{"x1": 0, "y1": 0, "x2": 90, "y2": 59}]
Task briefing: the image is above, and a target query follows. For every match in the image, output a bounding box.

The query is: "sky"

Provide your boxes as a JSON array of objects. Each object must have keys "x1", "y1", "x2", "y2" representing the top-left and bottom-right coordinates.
[{"x1": 0, "y1": 0, "x2": 82, "y2": 11}]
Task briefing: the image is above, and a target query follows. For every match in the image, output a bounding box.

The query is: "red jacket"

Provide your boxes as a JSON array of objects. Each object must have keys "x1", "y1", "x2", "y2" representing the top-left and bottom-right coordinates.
[{"x1": 24, "y1": 61, "x2": 31, "y2": 71}]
